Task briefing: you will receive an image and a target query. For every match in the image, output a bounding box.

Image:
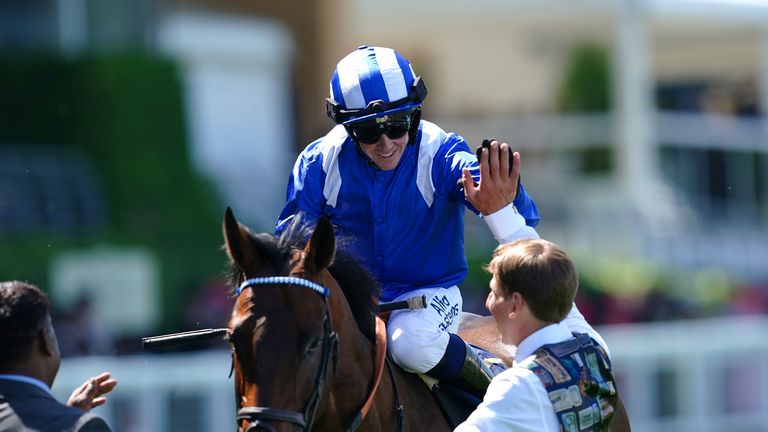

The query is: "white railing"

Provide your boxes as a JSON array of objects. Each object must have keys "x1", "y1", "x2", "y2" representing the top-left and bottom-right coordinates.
[
  {"x1": 53, "y1": 350, "x2": 234, "y2": 432},
  {"x1": 52, "y1": 316, "x2": 768, "y2": 432},
  {"x1": 446, "y1": 112, "x2": 768, "y2": 280},
  {"x1": 436, "y1": 112, "x2": 768, "y2": 152},
  {"x1": 600, "y1": 316, "x2": 768, "y2": 432}
]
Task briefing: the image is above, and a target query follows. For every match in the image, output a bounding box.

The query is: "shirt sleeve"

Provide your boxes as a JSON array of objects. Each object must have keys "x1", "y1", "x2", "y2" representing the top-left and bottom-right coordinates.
[
  {"x1": 455, "y1": 369, "x2": 554, "y2": 432},
  {"x1": 482, "y1": 203, "x2": 540, "y2": 243},
  {"x1": 562, "y1": 303, "x2": 611, "y2": 358},
  {"x1": 275, "y1": 144, "x2": 327, "y2": 235}
]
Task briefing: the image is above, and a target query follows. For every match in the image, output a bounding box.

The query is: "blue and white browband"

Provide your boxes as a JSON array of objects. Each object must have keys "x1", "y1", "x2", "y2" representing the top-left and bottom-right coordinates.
[{"x1": 237, "y1": 276, "x2": 330, "y2": 297}]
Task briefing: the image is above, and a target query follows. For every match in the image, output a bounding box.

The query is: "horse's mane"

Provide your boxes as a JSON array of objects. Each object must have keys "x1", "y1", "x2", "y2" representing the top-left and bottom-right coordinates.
[{"x1": 227, "y1": 217, "x2": 380, "y2": 342}]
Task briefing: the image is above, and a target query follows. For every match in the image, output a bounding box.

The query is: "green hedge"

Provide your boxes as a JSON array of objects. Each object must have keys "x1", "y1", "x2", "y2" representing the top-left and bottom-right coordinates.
[
  {"x1": 0, "y1": 53, "x2": 224, "y2": 331},
  {"x1": 557, "y1": 43, "x2": 613, "y2": 176},
  {"x1": 558, "y1": 43, "x2": 612, "y2": 112}
]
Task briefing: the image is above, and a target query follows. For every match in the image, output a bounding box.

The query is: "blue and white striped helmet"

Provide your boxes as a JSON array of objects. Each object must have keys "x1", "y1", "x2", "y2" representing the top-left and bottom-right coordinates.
[{"x1": 326, "y1": 45, "x2": 427, "y2": 125}]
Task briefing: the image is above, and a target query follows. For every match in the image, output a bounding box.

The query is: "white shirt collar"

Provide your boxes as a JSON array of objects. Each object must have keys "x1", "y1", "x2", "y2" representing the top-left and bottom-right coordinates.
[
  {"x1": 515, "y1": 321, "x2": 573, "y2": 363},
  {"x1": 0, "y1": 374, "x2": 52, "y2": 395}
]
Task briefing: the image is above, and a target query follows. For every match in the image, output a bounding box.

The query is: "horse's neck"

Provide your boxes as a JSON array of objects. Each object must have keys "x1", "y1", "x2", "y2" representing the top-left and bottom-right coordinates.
[
  {"x1": 318, "y1": 308, "x2": 451, "y2": 431},
  {"x1": 457, "y1": 312, "x2": 516, "y2": 366},
  {"x1": 322, "y1": 314, "x2": 457, "y2": 431},
  {"x1": 318, "y1": 283, "x2": 488, "y2": 430},
  {"x1": 316, "y1": 278, "x2": 381, "y2": 430},
  {"x1": 329, "y1": 346, "x2": 452, "y2": 431},
  {"x1": 361, "y1": 356, "x2": 452, "y2": 431},
  {"x1": 314, "y1": 322, "x2": 378, "y2": 430}
]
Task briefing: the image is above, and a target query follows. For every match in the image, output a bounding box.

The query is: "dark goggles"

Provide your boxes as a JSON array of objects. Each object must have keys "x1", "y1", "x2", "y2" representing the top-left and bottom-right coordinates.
[{"x1": 348, "y1": 109, "x2": 416, "y2": 144}]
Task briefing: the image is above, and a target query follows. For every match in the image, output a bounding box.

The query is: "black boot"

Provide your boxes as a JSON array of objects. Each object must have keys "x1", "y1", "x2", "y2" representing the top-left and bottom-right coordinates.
[
  {"x1": 427, "y1": 334, "x2": 493, "y2": 400},
  {"x1": 454, "y1": 340, "x2": 494, "y2": 399}
]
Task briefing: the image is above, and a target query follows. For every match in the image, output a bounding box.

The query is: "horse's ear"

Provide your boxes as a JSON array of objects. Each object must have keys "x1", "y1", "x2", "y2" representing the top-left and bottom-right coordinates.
[
  {"x1": 304, "y1": 217, "x2": 335, "y2": 275},
  {"x1": 223, "y1": 207, "x2": 257, "y2": 270}
]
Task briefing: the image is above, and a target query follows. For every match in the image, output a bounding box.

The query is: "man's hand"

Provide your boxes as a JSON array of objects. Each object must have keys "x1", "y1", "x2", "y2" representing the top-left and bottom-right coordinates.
[
  {"x1": 66, "y1": 372, "x2": 117, "y2": 412},
  {"x1": 461, "y1": 140, "x2": 521, "y2": 215}
]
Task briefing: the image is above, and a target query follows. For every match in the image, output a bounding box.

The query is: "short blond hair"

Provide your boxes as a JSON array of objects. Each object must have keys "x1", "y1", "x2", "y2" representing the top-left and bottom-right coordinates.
[{"x1": 486, "y1": 239, "x2": 577, "y2": 323}]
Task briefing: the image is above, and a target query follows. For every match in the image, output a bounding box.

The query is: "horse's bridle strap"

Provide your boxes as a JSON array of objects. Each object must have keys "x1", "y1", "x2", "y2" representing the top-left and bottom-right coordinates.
[
  {"x1": 236, "y1": 276, "x2": 332, "y2": 431},
  {"x1": 347, "y1": 315, "x2": 388, "y2": 431},
  {"x1": 237, "y1": 407, "x2": 306, "y2": 428},
  {"x1": 235, "y1": 276, "x2": 394, "y2": 432},
  {"x1": 237, "y1": 276, "x2": 330, "y2": 297}
]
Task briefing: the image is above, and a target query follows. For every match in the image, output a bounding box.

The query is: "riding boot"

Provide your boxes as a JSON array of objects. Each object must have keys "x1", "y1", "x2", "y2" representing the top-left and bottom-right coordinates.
[
  {"x1": 455, "y1": 340, "x2": 494, "y2": 399},
  {"x1": 427, "y1": 333, "x2": 493, "y2": 400}
]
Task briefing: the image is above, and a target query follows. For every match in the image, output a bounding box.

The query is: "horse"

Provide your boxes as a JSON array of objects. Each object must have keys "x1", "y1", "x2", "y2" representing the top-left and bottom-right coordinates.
[{"x1": 222, "y1": 207, "x2": 631, "y2": 431}]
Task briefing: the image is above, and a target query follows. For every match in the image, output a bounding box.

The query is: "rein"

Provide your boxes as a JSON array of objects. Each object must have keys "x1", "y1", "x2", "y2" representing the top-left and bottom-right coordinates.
[
  {"x1": 346, "y1": 315, "x2": 388, "y2": 431},
  {"x1": 234, "y1": 276, "x2": 394, "y2": 432}
]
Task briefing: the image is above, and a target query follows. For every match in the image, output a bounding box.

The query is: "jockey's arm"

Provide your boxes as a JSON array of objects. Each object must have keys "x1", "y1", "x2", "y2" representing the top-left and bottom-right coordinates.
[{"x1": 457, "y1": 140, "x2": 610, "y2": 356}]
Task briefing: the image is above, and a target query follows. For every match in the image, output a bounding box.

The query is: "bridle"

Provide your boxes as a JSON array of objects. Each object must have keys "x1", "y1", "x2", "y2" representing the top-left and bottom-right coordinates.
[
  {"x1": 234, "y1": 276, "x2": 338, "y2": 432},
  {"x1": 233, "y1": 276, "x2": 401, "y2": 432}
]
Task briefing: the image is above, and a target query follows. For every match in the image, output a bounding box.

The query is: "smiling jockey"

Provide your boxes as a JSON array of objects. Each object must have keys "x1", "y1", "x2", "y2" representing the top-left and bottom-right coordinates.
[{"x1": 276, "y1": 45, "x2": 540, "y2": 399}]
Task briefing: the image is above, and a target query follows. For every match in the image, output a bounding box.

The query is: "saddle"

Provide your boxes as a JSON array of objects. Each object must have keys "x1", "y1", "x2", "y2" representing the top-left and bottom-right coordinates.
[
  {"x1": 417, "y1": 344, "x2": 507, "y2": 428},
  {"x1": 427, "y1": 312, "x2": 516, "y2": 427},
  {"x1": 380, "y1": 310, "x2": 512, "y2": 428}
]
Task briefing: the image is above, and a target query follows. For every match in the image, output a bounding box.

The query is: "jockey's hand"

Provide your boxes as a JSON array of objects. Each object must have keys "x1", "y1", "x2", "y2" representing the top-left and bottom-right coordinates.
[
  {"x1": 66, "y1": 372, "x2": 118, "y2": 412},
  {"x1": 461, "y1": 140, "x2": 520, "y2": 215}
]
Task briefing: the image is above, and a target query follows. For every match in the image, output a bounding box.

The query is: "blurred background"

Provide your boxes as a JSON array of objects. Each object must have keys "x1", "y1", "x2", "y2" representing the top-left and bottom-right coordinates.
[{"x1": 1, "y1": 0, "x2": 767, "y2": 430}]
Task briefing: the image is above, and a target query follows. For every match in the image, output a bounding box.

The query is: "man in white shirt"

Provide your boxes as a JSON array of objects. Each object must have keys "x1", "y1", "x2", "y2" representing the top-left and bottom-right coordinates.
[{"x1": 455, "y1": 240, "x2": 627, "y2": 431}]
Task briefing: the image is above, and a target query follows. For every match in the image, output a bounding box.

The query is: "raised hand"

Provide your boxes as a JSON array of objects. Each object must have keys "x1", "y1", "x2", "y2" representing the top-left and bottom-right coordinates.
[
  {"x1": 461, "y1": 140, "x2": 520, "y2": 215},
  {"x1": 66, "y1": 372, "x2": 118, "y2": 412}
]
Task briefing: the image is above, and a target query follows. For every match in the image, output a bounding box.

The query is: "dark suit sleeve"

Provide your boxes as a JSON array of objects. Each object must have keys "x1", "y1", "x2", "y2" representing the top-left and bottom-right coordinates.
[
  {"x1": 73, "y1": 413, "x2": 111, "y2": 432},
  {"x1": 0, "y1": 402, "x2": 28, "y2": 431}
]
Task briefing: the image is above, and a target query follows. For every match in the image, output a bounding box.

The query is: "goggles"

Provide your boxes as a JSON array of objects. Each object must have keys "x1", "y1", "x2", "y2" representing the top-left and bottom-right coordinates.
[{"x1": 348, "y1": 108, "x2": 417, "y2": 145}]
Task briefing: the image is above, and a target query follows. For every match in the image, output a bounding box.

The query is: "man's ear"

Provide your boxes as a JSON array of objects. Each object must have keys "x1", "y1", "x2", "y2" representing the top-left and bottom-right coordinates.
[
  {"x1": 507, "y1": 291, "x2": 524, "y2": 319},
  {"x1": 37, "y1": 321, "x2": 56, "y2": 357}
]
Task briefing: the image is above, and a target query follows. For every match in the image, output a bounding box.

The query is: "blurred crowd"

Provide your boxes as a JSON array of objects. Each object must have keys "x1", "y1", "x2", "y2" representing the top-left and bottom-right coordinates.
[
  {"x1": 53, "y1": 272, "x2": 768, "y2": 358},
  {"x1": 53, "y1": 279, "x2": 233, "y2": 358},
  {"x1": 574, "y1": 281, "x2": 768, "y2": 326},
  {"x1": 462, "y1": 274, "x2": 768, "y2": 326}
]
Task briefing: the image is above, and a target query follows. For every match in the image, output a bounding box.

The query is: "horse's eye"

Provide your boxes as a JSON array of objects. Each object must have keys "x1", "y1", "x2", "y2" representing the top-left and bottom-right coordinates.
[
  {"x1": 227, "y1": 333, "x2": 240, "y2": 352},
  {"x1": 227, "y1": 327, "x2": 247, "y2": 354}
]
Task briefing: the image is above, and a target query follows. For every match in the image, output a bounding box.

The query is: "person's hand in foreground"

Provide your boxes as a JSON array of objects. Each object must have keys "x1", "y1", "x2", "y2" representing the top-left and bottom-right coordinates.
[{"x1": 66, "y1": 372, "x2": 118, "y2": 412}]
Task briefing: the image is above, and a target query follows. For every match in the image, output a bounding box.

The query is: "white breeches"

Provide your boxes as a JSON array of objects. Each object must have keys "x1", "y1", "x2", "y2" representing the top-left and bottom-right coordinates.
[{"x1": 386, "y1": 285, "x2": 463, "y2": 373}]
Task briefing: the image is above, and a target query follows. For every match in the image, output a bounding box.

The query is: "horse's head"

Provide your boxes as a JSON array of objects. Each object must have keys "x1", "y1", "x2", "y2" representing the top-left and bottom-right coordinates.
[{"x1": 224, "y1": 208, "x2": 338, "y2": 432}]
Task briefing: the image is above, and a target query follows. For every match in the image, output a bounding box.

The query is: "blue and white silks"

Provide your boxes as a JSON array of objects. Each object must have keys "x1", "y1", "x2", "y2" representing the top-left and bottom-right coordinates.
[{"x1": 276, "y1": 121, "x2": 539, "y2": 302}]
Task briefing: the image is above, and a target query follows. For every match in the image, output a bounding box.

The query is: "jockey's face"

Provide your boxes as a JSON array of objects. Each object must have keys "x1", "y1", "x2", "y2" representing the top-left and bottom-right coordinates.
[{"x1": 358, "y1": 130, "x2": 409, "y2": 171}]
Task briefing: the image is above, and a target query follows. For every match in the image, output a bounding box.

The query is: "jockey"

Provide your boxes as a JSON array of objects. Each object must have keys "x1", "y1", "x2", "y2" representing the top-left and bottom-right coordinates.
[
  {"x1": 455, "y1": 240, "x2": 618, "y2": 432},
  {"x1": 276, "y1": 45, "x2": 539, "y2": 398}
]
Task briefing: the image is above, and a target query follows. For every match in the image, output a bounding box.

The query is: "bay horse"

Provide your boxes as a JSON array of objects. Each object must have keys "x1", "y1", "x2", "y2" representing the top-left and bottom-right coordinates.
[{"x1": 222, "y1": 208, "x2": 630, "y2": 431}]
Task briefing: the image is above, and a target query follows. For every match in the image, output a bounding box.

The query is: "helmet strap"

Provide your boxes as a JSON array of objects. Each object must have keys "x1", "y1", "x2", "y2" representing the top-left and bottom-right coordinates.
[{"x1": 344, "y1": 125, "x2": 378, "y2": 167}]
